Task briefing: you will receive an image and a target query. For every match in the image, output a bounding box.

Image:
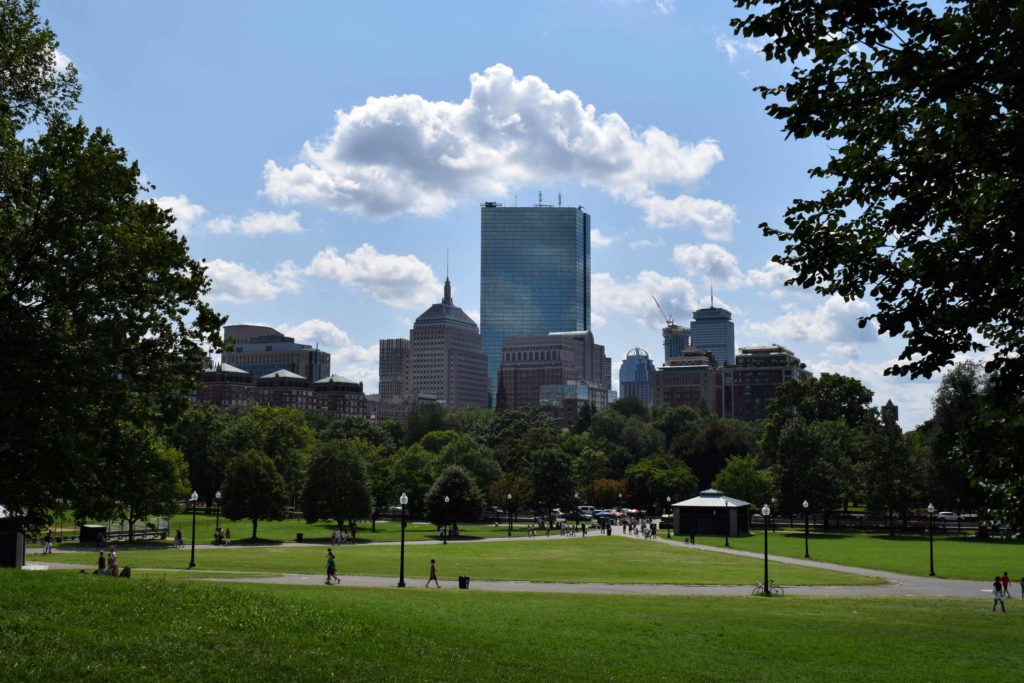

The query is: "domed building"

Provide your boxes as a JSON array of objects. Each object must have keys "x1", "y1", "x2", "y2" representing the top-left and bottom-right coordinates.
[
  {"x1": 619, "y1": 347, "x2": 656, "y2": 407},
  {"x1": 410, "y1": 276, "x2": 488, "y2": 408}
]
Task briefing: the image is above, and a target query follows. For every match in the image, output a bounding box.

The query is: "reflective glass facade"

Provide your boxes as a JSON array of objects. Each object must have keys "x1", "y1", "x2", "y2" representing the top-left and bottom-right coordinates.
[
  {"x1": 619, "y1": 347, "x2": 656, "y2": 406},
  {"x1": 480, "y1": 204, "x2": 590, "y2": 405}
]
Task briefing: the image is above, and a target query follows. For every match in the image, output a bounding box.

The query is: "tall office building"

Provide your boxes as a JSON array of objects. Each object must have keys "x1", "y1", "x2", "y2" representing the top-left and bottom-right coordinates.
[
  {"x1": 222, "y1": 324, "x2": 330, "y2": 381},
  {"x1": 653, "y1": 347, "x2": 724, "y2": 416},
  {"x1": 410, "y1": 277, "x2": 488, "y2": 408},
  {"x1": 480, "y1": 202, "x2": 590, "y2": 406},
  {"x1": 731, "y1": 345, "x2": 812, "y2": 421},
  {"x1": 619, "y1": 347, "x2": 656, "y2": 407},
  {"x1": 378, "y1": 338, "x2": 411, "y2": 403},
  {"x1": 662, "y1": 323, "x2": 689, "y2": 363},
  {"x1": 690, "y1": 306, "x2": 735, "y2": 367}
]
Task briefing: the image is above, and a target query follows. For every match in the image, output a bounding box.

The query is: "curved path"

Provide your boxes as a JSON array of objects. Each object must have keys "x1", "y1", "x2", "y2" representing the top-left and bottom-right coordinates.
[{"x1": 25, "y1": 533, "x2": 993, "y2": 599}]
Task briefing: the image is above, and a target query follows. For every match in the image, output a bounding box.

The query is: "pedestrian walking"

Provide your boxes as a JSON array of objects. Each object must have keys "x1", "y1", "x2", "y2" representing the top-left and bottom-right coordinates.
[
  {"x1": 1001, "y1": 572, "x2": 1011, "y2": 598},
  {"x1": 426, "y1": 558, "x2": 440, "y2": 588},
  {"x1": 993, "y1": 576, "x2": 1007, "y2": 613},
  {"x1": 97, "y1": 550, "x2": 106, "y2": 574},
  {"x1": 174, "y1": 529, "x2": 183, "y2": 549},
  {"x1": 326, "y1": 549, "x2": 340, "y2": 584},
  {"x1": 224, "y1": 528, "x2": 231, "y2": 546},
  {"x1": 43, "y1": 529, "x2": 52, "y2": 554}
]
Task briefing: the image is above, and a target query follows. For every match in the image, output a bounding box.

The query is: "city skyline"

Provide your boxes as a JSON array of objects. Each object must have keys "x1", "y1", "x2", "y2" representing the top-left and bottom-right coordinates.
[{"x1": 39, "y1": 1, "x2": 960, "y2": 428}]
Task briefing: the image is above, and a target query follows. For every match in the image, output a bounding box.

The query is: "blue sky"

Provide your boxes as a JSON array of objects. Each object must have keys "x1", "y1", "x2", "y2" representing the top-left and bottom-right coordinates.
[{"x1": 41, "y1": 0, "x2": 941, "y2": 427}]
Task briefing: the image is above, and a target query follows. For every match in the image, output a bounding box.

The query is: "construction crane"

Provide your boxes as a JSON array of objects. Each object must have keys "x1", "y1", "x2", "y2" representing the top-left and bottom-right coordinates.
[{"x1": 652, "y1": 295, "x2": 673, "y2": 326}]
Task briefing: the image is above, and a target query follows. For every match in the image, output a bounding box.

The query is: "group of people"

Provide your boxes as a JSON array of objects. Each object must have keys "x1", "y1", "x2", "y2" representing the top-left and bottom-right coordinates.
[
  {"x1": 96, "y1": 549, "x2": 120, "y2": 576},
  {"x1": 330, "y1": 528, "x2": 355, "y2": 545},
  {"x1": 991, "y1": 572, "x2": 1024, "y2": 612},
  {"x1": 213, "y1": 527, "x2": 231, "y2": 545}
]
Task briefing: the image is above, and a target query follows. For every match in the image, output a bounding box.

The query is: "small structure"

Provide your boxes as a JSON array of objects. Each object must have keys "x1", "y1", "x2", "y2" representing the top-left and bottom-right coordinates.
[
  {"x1": 0, "y1": 507, "x2": 25, "y2": 568},
  {"x1": 672, "y1": 489, "x2": 751, "y2": 538}
]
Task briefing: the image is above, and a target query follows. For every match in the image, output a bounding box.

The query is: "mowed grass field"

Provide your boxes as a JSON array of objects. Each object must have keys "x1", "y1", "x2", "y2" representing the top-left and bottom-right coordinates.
[
  {"x1": 1, "y1": 570, "x2": 1018, "y2": 682},
  {"x1": 45, "y1": 536, "x2": 879, "y2": 586},
  {"x1": 726, "y1": 531, "x2": 1024, "y2": 581}
]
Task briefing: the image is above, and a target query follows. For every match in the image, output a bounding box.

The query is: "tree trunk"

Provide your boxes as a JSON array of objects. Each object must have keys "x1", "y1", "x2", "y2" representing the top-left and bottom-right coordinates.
[{"x1": 251, "y1": 518, "x2": 258, "y2": 540}]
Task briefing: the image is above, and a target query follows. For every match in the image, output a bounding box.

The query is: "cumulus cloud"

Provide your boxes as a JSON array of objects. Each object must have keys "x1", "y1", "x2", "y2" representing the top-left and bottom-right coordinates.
[
  {"x1": 53, "y1": 49, "x2": 72, "y2": 71},
  {"x1": 629, "y1": 238, "x2": 663, "y2": 250},
  {"x1": 278, "y1": 318, "x2": 379, "y2": 387},
  {"x1": 156, "y1": 195, "x2": 206, "y2": 234},
  {"x1": 208, "y1": 211, "x2": 303, "y2": 236},
  {"x1": 748, "y1": 295, "x2": 879, "y2": 344},
  {"x1": 673, "y1": 243, "x2": 744, "y2": 289},
  {"x1": 745, "y1": 259, "x2": 799, "y2": 295},
  {"x1": 593, "y1": 270, "x2": 697, "y2": 330},
  {"x1": 591, "y1": 228, "x2": 615, "y2": 247},
  {"x1": 305, "y1": 244, "x2": 441, "y2": 309},
  {"x1": 264, "y1": 64, "x2": 734, "y2": 238},
  {"x1": 205, "y1": 259, "x2": 301, "y2": 304}
]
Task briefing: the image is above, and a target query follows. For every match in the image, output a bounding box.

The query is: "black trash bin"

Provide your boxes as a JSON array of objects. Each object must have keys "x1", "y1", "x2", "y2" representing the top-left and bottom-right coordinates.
[
  {"x1": 296, "y1": 533, "x2": 303, "y2": 542},
  {"x1": 458, "y1": 575, "x2": 470, "y2": 589}
]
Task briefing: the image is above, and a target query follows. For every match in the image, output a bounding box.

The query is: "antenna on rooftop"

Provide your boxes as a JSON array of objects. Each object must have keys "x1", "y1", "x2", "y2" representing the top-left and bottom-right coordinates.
[
  {"x1": 538, "y1": 190, "x2": 543, "y2": 206},
  {"x1": 558, "y1": 192, "x2": 562, "y2": 207},
  {"x1": 710, "y1": 279, "x2": 715, "y2": 309}
]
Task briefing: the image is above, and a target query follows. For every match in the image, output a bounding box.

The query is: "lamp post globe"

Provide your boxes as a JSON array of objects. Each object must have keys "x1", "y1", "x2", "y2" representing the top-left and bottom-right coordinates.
[
  {"x1": 802, "y1": 499, "x2": 810, "y2": 558},
  {"x1": 398, "y1": 492, "x2": 408, "y2": 587},
  {"x1": 507, "y1": 492, "x2": 513, "y2": 537},
  {"x1": 188, "y1": 490, "x2": 199, "y2": 569},
  {"x1": 214, "y1": 490, "x2": 222, "y2": 538},
  {"x1": 927, "y1": 502, "x2": 936, "y2": 576},
  {"x1": 761, "y1": 503, "x2": 771, "y2": 595},
  {"x1": 443, "y1": 495, "x2": 450, "y2": 545}
]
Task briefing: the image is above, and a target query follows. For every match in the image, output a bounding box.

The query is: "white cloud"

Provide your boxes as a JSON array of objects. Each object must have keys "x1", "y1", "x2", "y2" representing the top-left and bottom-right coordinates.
[
  {"x1": 673, "y1": 243, "x2": 744, "y2": 289},
  {"x1": 629, "y1": 238, "x2": 663, "y2": 250},
  {"x1": 591, "y1": 228, "x2": 615, "y2": 247},
  {"x1": 278, "y1": 318, "x2": 379, "y2": 388},
  {"x1": 305, "y1": 244, "x2": 441, "y2": 309},
  {"x1": 654, "y1": 0, "x2": 675, "y2": 14},
  {"x1": 639, "y1": 195, "x2": 737, "y2": 240},
  {"x1": 53, "y1": 49, "x2": 72, "y2": 71},
  {"x1": 593, "y1": 270, "x2": 697, "y2": 330},
  {"x1": 465, "y1": 309, "x2": 481, "y2": 327},
  {"x1": 205, "y1": 259, "x2": 302, "y2": 304},
  {"x1": 156, "y1": 195, "x2": 206, "y2": 234},
  {"x1": 264, "y1": 63, "x2": 732, "y2": 235},
  {"x1": 207, "y1": 210, "x2": 303, "y2": 236},
  {"x1": 745, "y1": 259, "x2": 798, "y2": 296},
  {"x1": 748, "y1": 295, "x2": 879, "y2": 344},
  {"x1": 715, "y1": 36, "x2": 763, "y2": 64}
]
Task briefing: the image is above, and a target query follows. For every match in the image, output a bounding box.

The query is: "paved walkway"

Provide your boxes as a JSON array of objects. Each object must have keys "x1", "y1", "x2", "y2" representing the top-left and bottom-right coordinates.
[{"x1": 24, "y1": 532, "x2": 994, "y2": 599}]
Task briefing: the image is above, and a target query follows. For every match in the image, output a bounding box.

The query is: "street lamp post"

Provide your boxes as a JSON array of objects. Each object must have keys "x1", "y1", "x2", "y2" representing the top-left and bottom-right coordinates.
[
  {"x1": 927, "y1": 502, "x2": 936, "y2": 576},
  {"x1": 507, "y1": 492, "x2": 513, "y2": 537},
  {"x1": 398, "y1": 493, "x2": 408, "y2": 587},
  {"x1": 803, "y1": 499, "x2": 810, "y2": 558},
  {"x1": 188, "y1": 491, "x2": 198, "y2": 569},
  {"x1": 761, "y1": 503, "x2": 771, "y2": 596},
  {"x1": 443, "y1": 495, "x2": 450, "y2": 545},
  {"x1": 665, "y1": 496, "x2": 671, "y2": 538},
  {"x1": 214, "y1": 490, "x2": 222, "y2": 541}
]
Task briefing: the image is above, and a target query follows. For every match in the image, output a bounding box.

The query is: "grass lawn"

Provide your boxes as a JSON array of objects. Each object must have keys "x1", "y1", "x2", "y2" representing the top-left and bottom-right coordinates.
[
  {"x1": 1, "y1": 570, "x2": 1017, "y2": 682},
  {"x1": 44, "y1": 536, "x2": 878, "y2": 586},
  {"x1": 725, "y1": 530, "x2": 1024, "y2": 581}
]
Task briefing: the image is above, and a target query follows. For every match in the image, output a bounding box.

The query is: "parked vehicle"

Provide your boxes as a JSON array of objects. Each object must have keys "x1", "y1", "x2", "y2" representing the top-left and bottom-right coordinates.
[{"x1": 937, "y1": 511, "x2": 958, "y2": 521}]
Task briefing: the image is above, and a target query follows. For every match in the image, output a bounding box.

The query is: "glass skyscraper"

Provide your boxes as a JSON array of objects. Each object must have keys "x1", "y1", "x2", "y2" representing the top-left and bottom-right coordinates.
[
  {"x1": 690, "y1": 306, "x2": 735, "y2": 367},
  {"x1": 480, "y1": 202, "x2": 590, "y2": 406}
]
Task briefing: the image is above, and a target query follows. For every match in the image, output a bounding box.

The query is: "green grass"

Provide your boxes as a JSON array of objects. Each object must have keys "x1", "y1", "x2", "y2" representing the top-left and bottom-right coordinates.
[
  {"x1": 44, "y1": 536, "x2": 878, "y2": 586},
  {"x1": 1, "y1": 570, "x2": 1018, "y2": 682},
  {"x1": 726, "y1": 530, "x2": 1024, "y2": 581}
]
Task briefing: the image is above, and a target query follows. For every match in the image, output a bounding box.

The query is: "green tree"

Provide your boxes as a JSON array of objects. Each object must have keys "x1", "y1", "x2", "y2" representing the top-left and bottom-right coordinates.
[
  {"x1": 425, "y1": 465, "x2": 485, "y2": 532},
  {"x1": 772, "y1": 418, "x2": 854, "y2": 526},
  {"x1": 221, "y1": 450, "x2": 289, "y2": 540},
  {"x1": 301, "y1": 439, "x2": 373, "y2": 532},
  {"x1": 419, "y1": 429, "x2": 460, "y2": 454},
  {"x1": 487, "y1": 472, "x2": 532, "y2": 511},
  {"x1": 860, "y1": 414, "x2": 917, "y2": 532},
  {"x1": 0, "y1": 0, "x2": 223, "y2": 527},
  {"x1": 610, "y1": 396, "x2": 648, "y2": 420},
  {"x1": 438, "y1": 434, "x2": 501, "y2": 492},
  {"x1": 525, "y1": 446, "x2": 575, "y2": 532},
  {"x1": 170, "y1": 402, "x2": 234, "y2": 504},
  {"x1": 229, "y1": 407, "x2": 316, "y2": 504},
  {"x1": 405, "y1": 402, "x2": 445, "y2": 445},
  {"x1": 624, "y1": 455, "x2": 698, "y2": 514},
  {"x1": 388, "y1": 444, "x2": 440, "y2": 518},
  {"x1": 676, "y1": 419, "x2": 757, "y2": 490},
  {"x1": 731, "y1": 0, "x2": 1024, "y2": 532},
  {"x1": 712, "y1": 455, "x2": 773, "y2": 508}
]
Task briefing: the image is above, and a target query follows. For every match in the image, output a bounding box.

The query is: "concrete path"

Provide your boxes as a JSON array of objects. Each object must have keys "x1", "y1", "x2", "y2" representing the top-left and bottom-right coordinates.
[{"x1": 24, "y1": 533, "x2": 996, "y2": 599}]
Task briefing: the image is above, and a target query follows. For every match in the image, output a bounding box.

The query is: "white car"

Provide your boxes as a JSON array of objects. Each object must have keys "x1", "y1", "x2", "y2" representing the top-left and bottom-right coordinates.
[{"x1": 937, "y1": 511, "x2": 958, "y2": 521}]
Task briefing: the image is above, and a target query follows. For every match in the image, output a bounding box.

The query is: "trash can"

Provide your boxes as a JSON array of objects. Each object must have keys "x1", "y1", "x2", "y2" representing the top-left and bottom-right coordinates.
[
  {"x1": 458, "y1": 575, "x2": 470, "y2": 589},
  {"x1": 296, "y1": 533, "x2": 303, "y2": 542}
]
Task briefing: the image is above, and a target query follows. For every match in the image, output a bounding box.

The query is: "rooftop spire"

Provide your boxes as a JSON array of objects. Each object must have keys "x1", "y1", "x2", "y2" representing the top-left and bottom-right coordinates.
[{"x1": 443, "y1": 250, "x2": 453, "y2": 305}]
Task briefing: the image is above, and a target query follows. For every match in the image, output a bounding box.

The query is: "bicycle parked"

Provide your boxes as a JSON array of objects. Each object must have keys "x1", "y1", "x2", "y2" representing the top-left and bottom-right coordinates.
[{"x1": 752, "y1": 579, "x2": 785, "y2": 597}]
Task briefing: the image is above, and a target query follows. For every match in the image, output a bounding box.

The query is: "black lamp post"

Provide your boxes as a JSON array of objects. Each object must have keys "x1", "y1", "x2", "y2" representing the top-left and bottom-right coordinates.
[
  {"x1": 761, "y1": 502, "x2": 771, "y2": 596},
  {"x1": 443, "y1": 495, "x2": 450, "y2": 545},
  {"x1": 214, "y1": 490, "x2": 222, "y2": 540},
  {"x1": 665, "y1": 496, "x2": 671, "y2": 538},
  {"x1": 188, "y1": 490, "x2": 198, "y2": 569},
  {"x1": 506, "y1": 492, "x2": 513, "y2": 537},
  {"x1": 927, "y1": 502, "x2": 936, "y2": 576},
  {"x1": 802, "y1": 499, "x2": 810, "y2": 558},
  {"x1": 398, "y1": 492, "x2": 408, "y2": 587}
]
